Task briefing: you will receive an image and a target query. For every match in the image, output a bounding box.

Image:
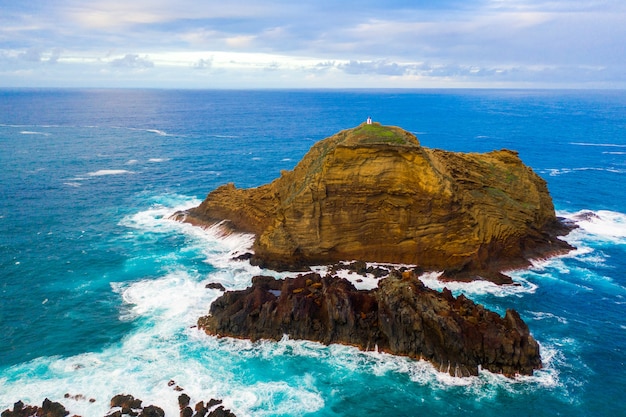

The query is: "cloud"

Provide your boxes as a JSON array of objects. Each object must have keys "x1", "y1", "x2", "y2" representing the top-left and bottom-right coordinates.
[
  {"x1": 1, "y1": 0, "x2": 626, "y2": 88},
  {"x1": 193, "y1": 57, "x2": 213, "y2": 69},
  {"x1": 110, "y1": 54, "x2": 154, "y2": 68},
  {"x1": 19, "y1": 48, "x2": 43, "y2": 62},
  {"x1": 225, "y1": 35, "x2": 256, "y2": 49},
  {"x1": 49, "y1": 48, "x2": 62, "y2": 64},
  {"x1": 339, "y1": 60, "x2": 408, "y2": 76}
]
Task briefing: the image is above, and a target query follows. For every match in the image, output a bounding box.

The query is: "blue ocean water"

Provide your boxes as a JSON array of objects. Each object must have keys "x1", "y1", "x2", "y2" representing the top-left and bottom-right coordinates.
[{"x1": 1, "y1": 89, "x2": 625, "y2": 417}]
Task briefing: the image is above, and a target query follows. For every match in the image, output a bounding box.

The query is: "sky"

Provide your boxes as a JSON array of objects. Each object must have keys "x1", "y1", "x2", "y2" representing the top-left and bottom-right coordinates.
[{"x1": 1, "y1": 0, "x2": 625, "y2": 89}]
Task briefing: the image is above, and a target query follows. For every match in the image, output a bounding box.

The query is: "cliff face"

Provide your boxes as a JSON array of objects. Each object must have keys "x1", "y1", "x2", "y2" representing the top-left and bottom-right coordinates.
[
  {"x1": 179, "y1": 123, "x2": 570, "y2": 281},
  {"x1": 199, "y1": 270, "x2": 542, "y2": 377}
]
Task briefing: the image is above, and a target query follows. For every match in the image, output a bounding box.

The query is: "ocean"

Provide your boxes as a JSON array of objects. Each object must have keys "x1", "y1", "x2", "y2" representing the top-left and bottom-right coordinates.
[{"x1": 0, "y1": 89, "x2": 625, "y2": 417}]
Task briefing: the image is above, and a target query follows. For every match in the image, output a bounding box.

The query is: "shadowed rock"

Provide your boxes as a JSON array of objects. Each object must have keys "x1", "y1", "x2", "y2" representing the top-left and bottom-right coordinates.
[
  {"x1": 1, "y1": 399, "x2": 69, "y2": 417},
  {"x1": 199, "y1": 271, "x2": 542, "y2": 377},
  {"x1": 2, "y1": 393, "x2": 237, "y2": 417}
]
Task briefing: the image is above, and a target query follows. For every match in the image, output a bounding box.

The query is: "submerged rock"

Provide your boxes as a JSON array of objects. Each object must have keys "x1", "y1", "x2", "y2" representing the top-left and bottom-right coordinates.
[
  {"x1": 176, "y1": 123, "x2": 572, "y2": 283},
  {"x1": 199, "y1": 271, "x2": 542, "y2": 377}
]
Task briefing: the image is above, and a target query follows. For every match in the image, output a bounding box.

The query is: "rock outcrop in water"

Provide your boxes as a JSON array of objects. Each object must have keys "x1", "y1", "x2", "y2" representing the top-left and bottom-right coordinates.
[
  {"x1": 1, "y1": 393, "x2": 238, "y2": 417},
  {"x1": 199, "y1": 270, "x2": 542, "y2": 377},
  {"x1": 176, "y1": 123, "x2": 571, "y2": 283}
]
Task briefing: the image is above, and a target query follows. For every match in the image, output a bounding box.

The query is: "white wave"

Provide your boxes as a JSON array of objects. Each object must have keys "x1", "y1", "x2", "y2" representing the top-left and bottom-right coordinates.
[
  {"x1": 560, "y1": 209, "x2": 626, "y2": 243},
  {"x1": 523, "y1": 226, "x2": 626, "y2": 294},
  {"x1": 235, "y1": 381, "x2": 323, "y2": 416},
  {"x1": 148, "y1": 158, "x2": 170, "y2": 163},
  {"x1": 145, "y1": 129, "x2": 168, "y2": 136},
  {"x1": 310, "y1": 262, "x2": 537, "y2": 297},
  {"x1": 20, "y1": 130, "x2": 50, "y2": 136},
  {"x1": 87, "y1": 169, "x2": 134, "y2": 177},
  {"x1": 196, "y1": 330, "x2": 560, "y2": 400},
  {"x1": 418, "y1": 271, "x2": 537, "y2": 298},
  {"x1": 307, "y1": 264, "x2": 383, "y2": 291},
  {"x1": 0, "y1": 270, "x2": 252, "y2": 417},
  {"x1": 63, "y1": 182, "x2": 82, "y2": 187},
  {"x1": 112, "y1": 270, "x2": 210, "y2": 323},
  {"x1": 543, "y1": 167, "x2": 626, "y2": 176},
  {"x1": 603, "y1": 151, "x2": 626, "y2": 155},
  {"x1": 528, "y1": 311, "x2": 568, "y2": 324},
  {"x1": 118, "y1": 194, "x2": 260, "y2": 284},
  {"x1": 118, "y1": 196, "x2": 199, "y2": 232},
  {"x1": 126, "y1": 159, "x2": 139, "y2": 165},
  {"x1": 570, "y1": 142, "x2": 626, "y2": 148},
  {"x1": 125, "y1": 127, "x2": 171, "y2": 136}
]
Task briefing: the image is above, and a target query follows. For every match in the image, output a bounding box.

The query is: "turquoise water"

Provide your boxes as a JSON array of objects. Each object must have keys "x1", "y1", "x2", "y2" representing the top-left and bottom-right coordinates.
[{"x1": 1, "y1": 89, "x2": 625, "y2": 416}]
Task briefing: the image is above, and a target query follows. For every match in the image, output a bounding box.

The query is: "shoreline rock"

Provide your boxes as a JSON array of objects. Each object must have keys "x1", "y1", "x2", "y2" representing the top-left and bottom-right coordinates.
[
  {"x1": 2, "y1": 393, "x2": 237, "y2": 417},
  {"x1": 199, "y1": 270, "x2": 542, "y2": 377},
  {"x1": 175, "y1": 123, "x2": 574, "y2": 283}
]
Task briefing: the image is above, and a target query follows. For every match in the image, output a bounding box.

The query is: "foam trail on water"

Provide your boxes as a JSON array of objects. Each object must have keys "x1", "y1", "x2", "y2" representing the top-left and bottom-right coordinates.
[
  {"x1": 542, "y1": 167, "x2": 626, "y2": 176},
  {"x1": 418, "y1": 272, "x2": 537, "y2": 298},
  {"x1": 87, "y1": 169, "x2": 134, "y2": 177},
  {"x1": 569, "y1": 142, "x2": 626, "y2": 148},
  {"x1": 20, "y1": 130, "x2": 50, "y2": 136}
]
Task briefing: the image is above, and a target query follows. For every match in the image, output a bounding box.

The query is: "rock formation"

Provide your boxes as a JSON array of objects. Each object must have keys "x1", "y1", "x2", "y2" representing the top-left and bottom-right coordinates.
[
  {"x1": 1, "y1": 399, "x2": 69, "y2": 417},
  {"x1": 1, "y1": 393, "x2": 238, "y2": 417},
  {"x1": 199, "y1": 270, "x2": 542, "y2": 377},
  {"x1": 176, "y1": 123, "x2": 571, "y2": 283}
]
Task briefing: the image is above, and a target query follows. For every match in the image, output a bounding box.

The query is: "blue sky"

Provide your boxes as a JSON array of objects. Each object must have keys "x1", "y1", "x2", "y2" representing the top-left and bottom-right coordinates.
[{"x1": 1, "y1": 0, "x2": 624, "y2": 88}]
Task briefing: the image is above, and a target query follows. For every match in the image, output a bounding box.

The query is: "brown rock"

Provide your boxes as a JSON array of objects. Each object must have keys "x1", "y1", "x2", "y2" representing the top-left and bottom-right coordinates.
[
  {"x1": 199, "y1": 271, "x2": 542, "y2": 377},
  {"x1": 205, "y1": 283, "x2": 226, "y2": 291},
  {"x1": 140, "y1": 405, "x2": 165, "y2": 417},
  {"x1": 1, "y1": 399, "x2": 69, "y2": 417},
  {"x1": 178, "y1": 394, "x2": 191, "y2": 410},
  {"x1": 178, "y1": 123, "x2": 572, "y2": 283},
  {"x1": 110, "y1": 394, "x2": 142, "y2": 410}
]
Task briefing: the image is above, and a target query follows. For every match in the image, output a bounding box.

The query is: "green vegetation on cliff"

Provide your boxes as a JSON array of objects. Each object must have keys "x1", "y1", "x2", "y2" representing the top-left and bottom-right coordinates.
[{"x1": 348, "y1": 123, "x2": 419, "y2": 146}]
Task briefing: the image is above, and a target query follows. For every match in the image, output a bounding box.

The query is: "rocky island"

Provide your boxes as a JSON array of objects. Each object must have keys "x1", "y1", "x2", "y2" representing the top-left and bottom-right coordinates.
[
  {"x1": 200, "y1": 269, "x2": 542, "y2": 377},
  {"x1": 174, "y1": 122, "x2": 573, "y2": 378},
  {"x1": 176, "y1": 122, "x2": 571, "y2": 283}
]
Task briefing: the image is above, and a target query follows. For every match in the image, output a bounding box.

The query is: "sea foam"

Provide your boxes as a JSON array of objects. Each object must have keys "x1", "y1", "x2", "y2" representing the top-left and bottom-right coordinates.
[
  {"x1": 0, "y1": 194, "x2": 575, "y2": 416},
  {"x1": 418, "y1": 271, "x2": 537, "y2": 298},
  {"x1": 562, "y1": 209, "x2": 626, "y2": 242},
  {"x1": 87, "y1": 169, "x2": 134, "y2": 177}
]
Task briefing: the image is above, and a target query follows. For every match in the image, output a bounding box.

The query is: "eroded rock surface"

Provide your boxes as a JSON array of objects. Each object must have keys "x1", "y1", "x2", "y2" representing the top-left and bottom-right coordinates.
[
  {"x1": 199, "y1": 271, "x2": 542, "y2": 377},
  {"x1": 177, "y1": 123, "x2": 571, "y2": 283}
]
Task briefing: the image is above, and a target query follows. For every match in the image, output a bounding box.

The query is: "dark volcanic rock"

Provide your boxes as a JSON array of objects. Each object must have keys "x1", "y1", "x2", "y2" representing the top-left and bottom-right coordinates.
[
  {"x1": 205, "y1": 282, "x2": 226, "y2": 291},
  {"x1": 110, "y1": 394, "x2": 142, "y2": 409},
  {"x1": 3, "y1": 394, "x2": 236, "y2": 417},
  {"x1": 1, "y1": 398, "x2": 69, "y2": 417},
  {"x1": 199, "y1": 271, "x2": 542, "y2": 377}
]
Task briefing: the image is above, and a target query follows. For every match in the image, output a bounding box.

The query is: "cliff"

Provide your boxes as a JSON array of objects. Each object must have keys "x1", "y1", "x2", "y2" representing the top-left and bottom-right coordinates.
[
  {"x1": 199, "y1": 270, "x2": 542, "y2": 377},
  {"x1": 176, "y1": 123, "x2": 571, "y2": 283}
]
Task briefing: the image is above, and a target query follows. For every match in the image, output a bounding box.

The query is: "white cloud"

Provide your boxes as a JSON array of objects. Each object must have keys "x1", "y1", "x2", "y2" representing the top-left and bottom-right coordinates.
[
  {"x1": 0, "y1": 0, "x2": 625, "y2": 88},
  {"x1": 193, "y1": 57, "x2": 213, "y2": 70},
  {"x1": 110, "y1": 54, "x2": 155, "y2": 69},
  {"x1": 225, "y1": 35, "x2": 257, "y2": 49}
]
